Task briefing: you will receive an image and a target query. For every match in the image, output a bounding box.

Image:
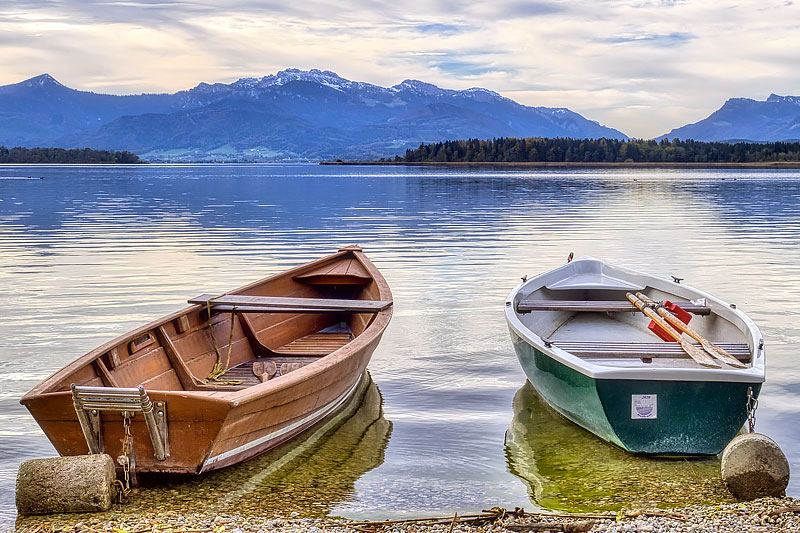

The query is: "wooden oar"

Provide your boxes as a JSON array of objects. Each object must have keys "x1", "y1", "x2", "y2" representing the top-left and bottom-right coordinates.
[
  {"x1": 635, "y1": 292, "x2": 746, "y2": 368},
  {"x1": 626, "y1": 293, "x2": 720, "y2": 368}
]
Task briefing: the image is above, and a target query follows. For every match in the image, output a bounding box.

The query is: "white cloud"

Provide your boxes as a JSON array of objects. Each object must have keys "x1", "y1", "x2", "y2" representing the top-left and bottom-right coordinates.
[{"x1": 0, "y1": 0, "x2": 798, "y2": 138}]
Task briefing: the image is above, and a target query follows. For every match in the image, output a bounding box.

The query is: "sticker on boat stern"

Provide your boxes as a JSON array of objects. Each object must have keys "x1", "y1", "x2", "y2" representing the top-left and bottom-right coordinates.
[{"x1": 631, "y1": 394, "x2": 657, "y2": 419}]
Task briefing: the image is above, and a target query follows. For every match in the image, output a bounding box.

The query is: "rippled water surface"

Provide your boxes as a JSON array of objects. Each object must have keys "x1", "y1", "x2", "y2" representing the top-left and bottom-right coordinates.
[{"x1": 1, "y1": 164, "x2": 799, "y2": 526}]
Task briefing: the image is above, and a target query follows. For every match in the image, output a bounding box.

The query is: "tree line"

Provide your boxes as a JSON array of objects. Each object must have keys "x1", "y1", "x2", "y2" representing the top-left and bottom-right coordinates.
[
  {"x1": 0, "y1": 146, "x2": 140, "y2": 164},
  {"x1": 394, "y1": 138, "x2": 800, "y2": 163}
]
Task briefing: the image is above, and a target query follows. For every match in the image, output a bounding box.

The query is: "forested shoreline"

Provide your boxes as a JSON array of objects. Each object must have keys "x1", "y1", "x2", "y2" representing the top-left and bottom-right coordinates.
[
  {"x1": 393, "y1": 138, "x2": 800, "y2": 163},
  {"x1": 0, "y1": 146, "x2": 140, "y2": 164}
]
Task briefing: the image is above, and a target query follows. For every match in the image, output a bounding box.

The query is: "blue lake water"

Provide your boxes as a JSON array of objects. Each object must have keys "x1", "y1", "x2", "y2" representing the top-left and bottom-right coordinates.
[{"x1": 1, "y1": 164, "x2": 799, "y2": 526}]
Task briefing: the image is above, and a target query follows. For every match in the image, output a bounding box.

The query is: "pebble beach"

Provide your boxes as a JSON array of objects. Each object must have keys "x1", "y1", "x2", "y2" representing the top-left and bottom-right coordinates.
[{"x1": 14, "y1": 497, "x2": 800, "y2": 533}]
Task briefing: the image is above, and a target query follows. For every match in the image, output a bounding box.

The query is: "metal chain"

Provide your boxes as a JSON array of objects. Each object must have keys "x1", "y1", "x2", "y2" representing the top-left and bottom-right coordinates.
[
  {"x1": 746, "y1": 386, "x2": 758, "y2": 433},
  {"x1": 117, "y1": 411, "x2": 134, "y2": 495},
  {"x1": 111, "y1": 479, "x2": 128, "y2": 504}
]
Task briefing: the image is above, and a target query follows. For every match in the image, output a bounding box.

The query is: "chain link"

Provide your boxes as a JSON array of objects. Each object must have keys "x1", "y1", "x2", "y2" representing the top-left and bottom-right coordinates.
[
  {"x1": 111, "y1": 479, "x2": 128, "y2": 504},
  {"x1": 117, "y1": 411, "x2": 134, "y2": 496},
  {"x1": 746, "y1": 386, "x2": 758, "y2": 433}
]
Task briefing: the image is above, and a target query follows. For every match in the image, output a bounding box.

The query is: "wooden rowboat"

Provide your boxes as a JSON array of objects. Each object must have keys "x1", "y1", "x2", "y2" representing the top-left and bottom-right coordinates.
[
  {"x1": 505, "y1": 256, "x2": 765, "y2": 455},
  {"x1": 21, "y1": 246, "x2": 392, "y2": 474}
]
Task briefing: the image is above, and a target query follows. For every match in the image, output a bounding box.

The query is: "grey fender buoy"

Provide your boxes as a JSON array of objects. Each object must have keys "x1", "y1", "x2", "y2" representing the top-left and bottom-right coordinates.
[
  {"x1": 721, "y1": 433, "x2": 790, "y2": 500},
  {"x1": 16, "y1": 454, "x2": 117, "y2": 515}
]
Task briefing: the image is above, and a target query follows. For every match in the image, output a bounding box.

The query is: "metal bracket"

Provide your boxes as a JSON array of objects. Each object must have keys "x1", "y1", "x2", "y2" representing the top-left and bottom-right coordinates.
[
  {"x1": 88, "y1": 408, "x2": 102, "y2": 451},
  {"x1": 154, "y1": 401, "x2": 169, "y2": 458}
]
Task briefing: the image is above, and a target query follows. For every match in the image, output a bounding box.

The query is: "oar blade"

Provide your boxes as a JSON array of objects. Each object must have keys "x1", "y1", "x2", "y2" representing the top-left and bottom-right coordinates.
[
  {"x1": 681, "y1": 339, "x2": 721, "y2": 368},
  {"x1": 700, "y1": 339, "x2": 747, "y2": 368}
]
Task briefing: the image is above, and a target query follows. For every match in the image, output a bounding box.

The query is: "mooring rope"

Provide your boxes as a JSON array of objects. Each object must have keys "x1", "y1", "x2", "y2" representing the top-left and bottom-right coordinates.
[{"x1": 205, "y1": 299, "x2": 242, "y2": 385}]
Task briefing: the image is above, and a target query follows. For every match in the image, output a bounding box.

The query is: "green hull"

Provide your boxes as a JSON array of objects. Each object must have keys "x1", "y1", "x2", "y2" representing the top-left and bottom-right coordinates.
[
  {"x1": 505, "y1": 382, "x2": 734, "y2": 512},
  {"x1": 511, "y1": 332, "x2": 760, "y2": 455}
]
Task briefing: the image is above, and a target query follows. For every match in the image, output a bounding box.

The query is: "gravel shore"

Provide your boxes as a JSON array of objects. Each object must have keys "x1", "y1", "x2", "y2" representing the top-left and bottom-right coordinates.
[{"x1": 14, "y1": 497, "x2": 800, "y2": 532}]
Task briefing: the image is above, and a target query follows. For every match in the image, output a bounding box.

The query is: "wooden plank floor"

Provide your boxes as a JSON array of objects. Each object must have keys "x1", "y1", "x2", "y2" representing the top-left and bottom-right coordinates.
[
  {"x1": 215, "y1": 326, "x2": 354, "y2": 387},
  {"x1": 276, "y1": 332, "x2": 353, "y2": 355},
  {"x1": 219, "y1": 356, "x2": 321, "y2": 387}
]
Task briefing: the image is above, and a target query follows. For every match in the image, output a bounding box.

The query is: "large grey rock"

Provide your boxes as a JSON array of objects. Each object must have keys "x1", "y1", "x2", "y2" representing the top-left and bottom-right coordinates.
[
  {"x1": 16, "y1": 454, "x2": 117, "y2": 515},
  {"x1": 721, "y1": 433, "x2": 790, "y2": 500}
]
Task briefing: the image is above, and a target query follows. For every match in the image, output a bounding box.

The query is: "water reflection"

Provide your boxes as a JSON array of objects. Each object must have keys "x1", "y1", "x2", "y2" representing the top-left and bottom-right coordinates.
[
  {"x1": 505, "y1": 382, "x2": 732, "y2": 512},
  {"x1": 15, "y1": 372, "x2": 391, "y2": 529}
]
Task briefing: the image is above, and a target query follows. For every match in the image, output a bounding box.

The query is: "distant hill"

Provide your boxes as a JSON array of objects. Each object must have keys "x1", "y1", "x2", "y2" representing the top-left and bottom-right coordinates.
[
  {"x1": 0, "y1": 70, "x2": 628, "y2": 161},
  {"x1": 659, "y1": 94, "x2": 800, "y2": 142}
]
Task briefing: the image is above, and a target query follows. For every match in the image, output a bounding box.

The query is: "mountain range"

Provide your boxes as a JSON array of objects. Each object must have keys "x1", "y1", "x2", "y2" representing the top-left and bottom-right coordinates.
[
  {"x1": 2, "y1": 71, "x2": 798, "y2": 161},
  {"x1": 0, "y1": 70, "x2": 626, "y2": 161},
  {"x1": 659, "y1": 94, "x2": 800, "y2": 142}
]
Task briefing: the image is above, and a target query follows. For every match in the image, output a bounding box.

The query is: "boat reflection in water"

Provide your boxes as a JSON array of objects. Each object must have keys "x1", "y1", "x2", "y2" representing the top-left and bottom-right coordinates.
[
  {"x1": 192, "y1": 372, "x2": 392, "y2": 517},
  {"x1": 19, "y1": 372, "x2": 391, "y2": 527},
  {"x1": 184, "y1": 371, "x2": 392, "y2": 517},
  {"x1": 505, "y1": 382, "x2": 733, "y2": 512}
]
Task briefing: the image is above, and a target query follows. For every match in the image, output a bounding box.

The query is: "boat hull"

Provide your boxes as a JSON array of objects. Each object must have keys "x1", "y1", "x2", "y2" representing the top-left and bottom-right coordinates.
[
  {"x1": 510, "y1": 331, "x2": 760, "y2": 455},
  {"x1": 199, "y1": 332, "x2": 383, "y2": 473}
]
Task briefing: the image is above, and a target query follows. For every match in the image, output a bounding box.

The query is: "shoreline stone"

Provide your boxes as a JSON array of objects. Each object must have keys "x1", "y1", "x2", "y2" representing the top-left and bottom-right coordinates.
[
  {"x1": 14, "y1": 497, "x2": 800, "y2": 532},
  {"x1": 721, "y1": 433, "x2": 790, "y2": 500},
  {"x1": 16, "y1": 454, "x2": 117, "y2": 516}
]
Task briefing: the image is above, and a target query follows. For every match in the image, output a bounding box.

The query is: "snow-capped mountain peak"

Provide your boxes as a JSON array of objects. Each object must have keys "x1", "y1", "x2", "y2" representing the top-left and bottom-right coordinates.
[
  {"x1": 231, "y1": 68, "x2": 383, "y2": 93},
  {"x1": 391, "y1": 79, "x2": 446, "y2": 96},
  {"x1": 766, "y1": 94, "x2": 800, "y2": 105},
  {"x1": 22, "y1": 73, "x2": 66, "y2": 89}
]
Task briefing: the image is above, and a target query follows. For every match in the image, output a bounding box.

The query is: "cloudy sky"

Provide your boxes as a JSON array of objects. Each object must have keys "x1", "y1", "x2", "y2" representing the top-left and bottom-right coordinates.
[{"x1": 1, "y1": 0, "x2": 797, "y2": 138}]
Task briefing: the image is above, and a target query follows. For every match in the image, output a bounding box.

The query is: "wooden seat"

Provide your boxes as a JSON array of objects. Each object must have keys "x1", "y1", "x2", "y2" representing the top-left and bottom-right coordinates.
[
  {"x1": 189, "y1": 294, "x2": 392, "y2": 314},
  {"x1": 293, "y1": 258, "x2": 373, "y2": 285},
  {"x1": 517, "y1": 299, "x2": 711, "y2": 315},
  {"x1": 552, "y1": 341, "x2": 750, "y2": 362}
]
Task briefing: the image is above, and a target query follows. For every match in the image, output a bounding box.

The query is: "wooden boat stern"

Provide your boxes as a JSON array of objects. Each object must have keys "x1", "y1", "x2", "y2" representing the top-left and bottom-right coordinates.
[{"x1": 22, "y1": 388, "x2": 234, "y2": 474}]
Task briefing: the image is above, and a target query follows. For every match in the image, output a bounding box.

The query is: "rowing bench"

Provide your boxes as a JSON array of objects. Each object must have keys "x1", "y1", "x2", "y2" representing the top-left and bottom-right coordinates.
[
  {"x1": 517, "y1": 299, "x2": 711, "y2": 315},
  {"x1": 550, "y1": 341, "x2": 751, "y2": 362},
  {"x1": 188, "y1": 294, "x2": 393, "y2": 313}
]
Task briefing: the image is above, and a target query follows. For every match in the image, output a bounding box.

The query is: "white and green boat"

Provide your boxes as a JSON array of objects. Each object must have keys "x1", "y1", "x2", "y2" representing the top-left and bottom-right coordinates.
[{"x1": 505, "y1": 257, "x2": 765, "y2": 455}]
